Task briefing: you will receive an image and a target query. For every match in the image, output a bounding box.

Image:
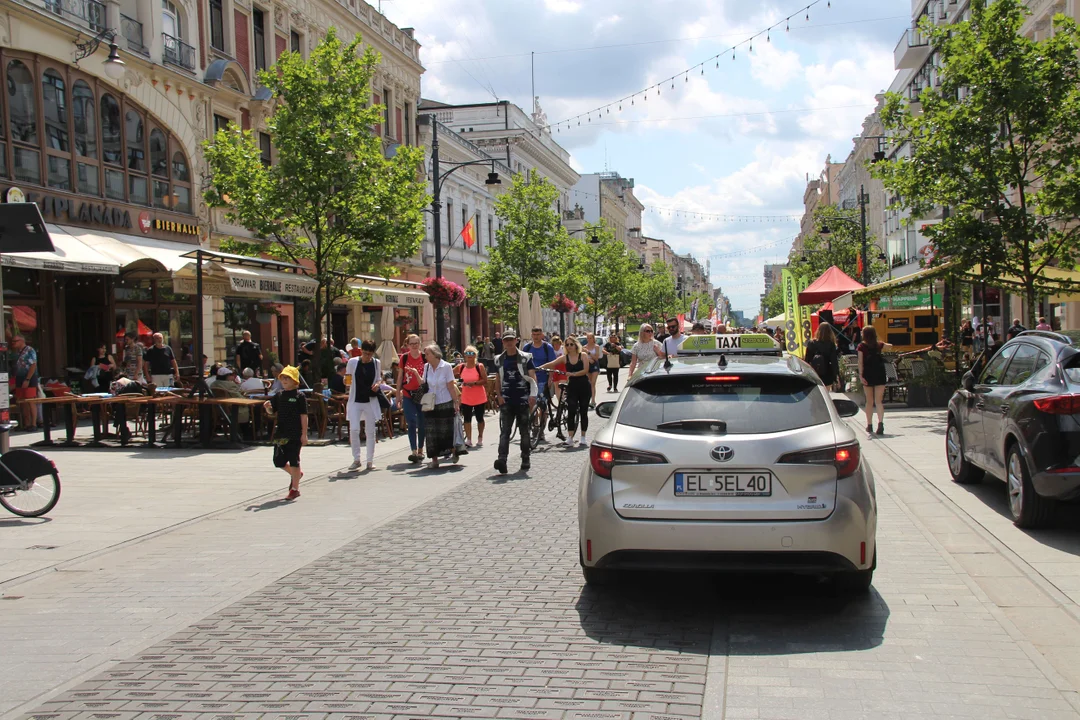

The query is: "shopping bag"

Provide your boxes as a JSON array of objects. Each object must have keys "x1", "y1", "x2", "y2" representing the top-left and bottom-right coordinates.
[{"x1": 453, "y1": 411, "x2": 466, "y2": 450}]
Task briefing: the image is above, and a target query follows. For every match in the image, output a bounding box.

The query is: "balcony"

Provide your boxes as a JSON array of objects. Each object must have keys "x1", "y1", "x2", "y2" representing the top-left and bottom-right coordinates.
[
  {"x1": 894, "y1": 27, "x2": 930, "y2": 70},
  {"x1": 120, "y1": 14, "x2": 148, "y2": 56},
  {"x1": 42, "y1": 0, "x2": 105, "y2": 33},
  {"x1": 163, "y1": 33, "x2": 196, "y2": 72}
]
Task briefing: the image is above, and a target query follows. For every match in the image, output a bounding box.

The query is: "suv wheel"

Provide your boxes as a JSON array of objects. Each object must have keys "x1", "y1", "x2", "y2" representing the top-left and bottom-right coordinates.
[
  {"x1": 947, "y1": 417, "x2": 983, "y2": 485},
  {"x1": 1007, "y1": 444, "x2": 1053, "y2": 528},
  {"x1": 581, "y1": 565, "x2": 616, "y2": 586}
]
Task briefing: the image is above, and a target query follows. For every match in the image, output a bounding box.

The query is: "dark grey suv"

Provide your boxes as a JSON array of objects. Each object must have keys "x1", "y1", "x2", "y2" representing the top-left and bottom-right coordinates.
[{"x1": 947, "y1": 331, "x2": 1080, "y2": 528}]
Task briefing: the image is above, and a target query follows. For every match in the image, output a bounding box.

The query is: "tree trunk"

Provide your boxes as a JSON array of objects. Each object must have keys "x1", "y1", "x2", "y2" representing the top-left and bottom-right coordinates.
[
  {"x1": 312, "y1": 281, "x2": 324, "y2": 389},
  {"x1": 1025, "y1": 282, "x2": 1037, "y2": 328}
]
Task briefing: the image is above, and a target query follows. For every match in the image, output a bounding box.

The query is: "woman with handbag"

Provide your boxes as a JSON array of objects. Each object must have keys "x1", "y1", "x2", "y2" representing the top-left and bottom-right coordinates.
[
  {"x1": 395, "y1": 334, "x2": 427, "y2": 463},
  {"x1": 455, "y1": 345, "x2": 488, "y2": 448},
  {"x1": 422, "y1": 344, "x2": 461, "y2": 469},
  {"x1": 345, "y1": 339, "x2": 384, "y2": 471},
  {"x1": 602, "y1": 333, "x2": 623, "y2": 393}
]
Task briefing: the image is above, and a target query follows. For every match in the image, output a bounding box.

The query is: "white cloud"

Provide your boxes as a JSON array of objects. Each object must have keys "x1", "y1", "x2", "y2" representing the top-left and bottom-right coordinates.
[
  {"x1": 544, "y1": 0, "x2": 583, "y2": 13},
  {"x1": 749, "y1": 42, "x2": 802, "y2": 91}
]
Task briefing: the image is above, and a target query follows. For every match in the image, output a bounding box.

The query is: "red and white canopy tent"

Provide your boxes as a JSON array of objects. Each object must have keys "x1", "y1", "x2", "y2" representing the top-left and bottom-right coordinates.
[{"x1": 797, "y1": 266, "x2": 865, "y2": 306}]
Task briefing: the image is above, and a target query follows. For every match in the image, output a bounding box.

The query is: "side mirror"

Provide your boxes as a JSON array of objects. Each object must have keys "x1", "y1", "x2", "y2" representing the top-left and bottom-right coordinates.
[
  {"x1": 594, "y1": 401, "x2": 616, "y2": 419},
  {"x1": 962, "y1": 372, "x2": 975, "y2": 391},
  {"x1": 833, "y1": 398, "x2": 860, "y2": 418}
]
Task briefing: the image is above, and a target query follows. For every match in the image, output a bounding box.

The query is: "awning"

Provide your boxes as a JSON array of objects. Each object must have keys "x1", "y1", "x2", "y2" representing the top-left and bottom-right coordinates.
[
  {"x1": 57, "y1": 224, "x2": 195, "y2": 273},
  {"x1": 350, "y1": 281, "x2": 429, "y2": 308},
  {"x1": 172, "y1": 263, "x2": 318, "y2": 298},
  {"x1": 797, "y1": 266, "x2": 864, "y2": 305},
  {"x1": 1, "y1": 224, "x2": 119, "y2": 274},
  {"x1": 855, "y1": 262, "x2": 956, "y2": 300}
]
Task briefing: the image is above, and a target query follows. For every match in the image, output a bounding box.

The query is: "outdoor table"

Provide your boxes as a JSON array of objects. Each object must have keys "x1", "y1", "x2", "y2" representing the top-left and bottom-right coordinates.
[
  {"x1": 24, "y1": 395, "x2": 87, "y2": 447},
  {"x1": 214, "y1": 397, "x2": 266, "y2": 444}
]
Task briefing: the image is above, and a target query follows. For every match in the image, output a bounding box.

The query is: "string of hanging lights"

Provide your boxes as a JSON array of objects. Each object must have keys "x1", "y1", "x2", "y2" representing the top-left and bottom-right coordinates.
[
  {"x1": 548, "y1": 0, "x2": 830, "y2": 133},
  {"x1": 566, "y1": 187, "x2": 801, "y2": 223}
]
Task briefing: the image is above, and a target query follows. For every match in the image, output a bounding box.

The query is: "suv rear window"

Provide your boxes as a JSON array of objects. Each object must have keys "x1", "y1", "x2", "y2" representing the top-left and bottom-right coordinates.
[{"x1": 617, "y1": 373, "x2": 831, "y2": 434}]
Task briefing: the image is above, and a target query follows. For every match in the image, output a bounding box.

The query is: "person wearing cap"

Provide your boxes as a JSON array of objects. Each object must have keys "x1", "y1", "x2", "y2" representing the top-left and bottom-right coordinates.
[
  {"x1": 264, "y1": 365, "x2": 307, "y2": 500},
  {"x1": 209, "y1": 366, "x2": 251, "y2": 425},
  {"x1": 492, "y1": 331, "x2": 537, "y2": 474}
]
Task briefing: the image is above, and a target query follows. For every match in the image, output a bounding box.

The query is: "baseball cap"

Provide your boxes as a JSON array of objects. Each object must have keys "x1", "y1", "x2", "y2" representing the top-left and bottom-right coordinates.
[
  {"x1": 278, "y1": 365, "x2": 301, "y2": 384},
  {"x1": 502, "y1": 332, "x2": 518, "y2": 341},
  {"x1": 216, "y1": 367, "x2": 234, "y2": 377}
]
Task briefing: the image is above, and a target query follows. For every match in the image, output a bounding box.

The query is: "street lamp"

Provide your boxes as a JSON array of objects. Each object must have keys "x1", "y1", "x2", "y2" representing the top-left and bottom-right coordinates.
[
  {"x1": 418, "y1": 114, "x2": 502, "y2": 350},
  {"x1": 817, "y1": 184, "x2": 874, "y2": 285},
  {"x1": 74, "y1": 28, "x2": 127, "y2": 80}
]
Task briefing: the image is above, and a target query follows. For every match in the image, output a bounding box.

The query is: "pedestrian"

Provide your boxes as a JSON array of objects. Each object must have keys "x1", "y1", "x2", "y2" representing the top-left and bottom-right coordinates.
[
  {"x1": 479, "y1": 335, "x2": 495, "y2": 373},
  {"x1": 263, "y1": 365, "x2": 307, "y2": 501},
  {"x1": 345, "y1": 339, "x2": 383, "y2": 471},
  {"x1": 120, "y1": 330, "x2": 145, "y2": 383},
  {"x1": 960, "y1": 319, "x2": 974, "y2": 358},
  {"x1": 396, "y1": 334, "x2": 427, "y2": 464},
  {"x1": 1036, "y1": 316, "x2": 1052, "y2": 331},
  {"x1": 626, "y1": 323, "x2": 663, "y2": 376},
  {"x1": 551, "y1": 335, "x2": 564, "y2": 356},
  {"x1": 538, "y1": 336, "x2": 591, "y2": 447},
  {"x1": 328, "y1": 359, "x2": 348, "y2": 394},
  {"x1": 858, "y1": 326, "x2": 892, "y2": 436},
  {"x1": 421, "y1": 343, "x2": 461, "y2": 469},
  {"x1": 973, "y1": 317, "x2": 984, "y2": 354},
  {"x1": 89, "y1": 343, "x2": 116, "y2": 393},
  {"x1": 690, "y1": 322, "x2": 707, "y2": 335},
  {"x1": 804, "y1": 324, "x2": 840, "y2": 389},
  {"x1": 493, "y1": 332, "x2": 537, "y2": 474},
  {"x1": 526, "y1": 327, "x2": 557, "y2": 442},
  {"x1": 602, "y1": 332, "x2": 623, "y2": 393},
  {"x1": 234, "y1": 330, "x2": 263, "y2": 375},
  {"x1": 143, "y1": 332, "x2": 179, "y2": 388},
  {"x1": 583, "y1": 332, "x2": 602, "y2": 408},
  {"x1": 662, "y1": 317, "x2": 686, "y2": 357},
  {"x1": 349, "y1": 336, "x2": 363, "y2": 359},
  {"x1": 455, "y1": 344, "x2": 487, "y2": 448},
  {"x1": 1006, "y1": 318, "x2": 1026, "y2": 341},
  {"x1": 11, "y1": 335, "x2": 38, "y2": 431},
  {"x1": 267, "y1": 363, "x2": 285, "y2": 395},
  {"x1": 239, "y1": 367, "x2": 265, "y2": 395}
]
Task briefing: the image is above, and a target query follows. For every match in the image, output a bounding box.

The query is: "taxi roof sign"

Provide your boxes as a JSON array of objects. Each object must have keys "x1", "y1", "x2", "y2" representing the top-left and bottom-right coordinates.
[{"x1": 677, "y1": 333, "x2": 780, "y2": 353}]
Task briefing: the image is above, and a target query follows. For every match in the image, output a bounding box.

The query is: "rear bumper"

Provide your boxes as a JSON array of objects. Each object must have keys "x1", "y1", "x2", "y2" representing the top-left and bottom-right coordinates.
[
  {"x1": 1032, "y1": 470, "x2": 1080, "y2": 501},
  {"x1": 579, "y1": 471, "x2": 876, "y2": 573}
]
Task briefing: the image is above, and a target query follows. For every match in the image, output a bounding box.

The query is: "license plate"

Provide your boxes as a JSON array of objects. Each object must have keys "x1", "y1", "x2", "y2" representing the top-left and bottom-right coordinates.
[{"x1": 674, "y1": 472, "x2": 773, "y2": 497}]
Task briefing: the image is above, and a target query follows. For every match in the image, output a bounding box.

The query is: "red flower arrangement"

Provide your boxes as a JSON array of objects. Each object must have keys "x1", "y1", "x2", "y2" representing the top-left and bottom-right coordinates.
[
  {"x1": 550, "y1": 293, "x2": 577, "y2": 314},
  {"x1": 421, "y1": 276, "x2": 466, "y2": 308}
]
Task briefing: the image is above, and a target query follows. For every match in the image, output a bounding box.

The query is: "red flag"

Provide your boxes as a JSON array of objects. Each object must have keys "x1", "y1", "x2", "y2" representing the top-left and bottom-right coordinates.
[
  {"x1": 856, "y1": 255, "x2": 864, "y2": 278},
  {"x1": 459, "y1": 218, "x2": 476, "y2": 249}
]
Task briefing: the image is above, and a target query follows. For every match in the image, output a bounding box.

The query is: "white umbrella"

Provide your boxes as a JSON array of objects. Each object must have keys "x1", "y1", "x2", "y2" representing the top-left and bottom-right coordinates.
[
  {"x1": 422, "y1": 299, "x2": 435, "y2": 347},
  {"x1": 517, "y1": 288, "x2": 531, "y2": 339},
  {"x1": 531, "y1": 290, "x2": 543, "y2": 335},
  {"x1": 376, "y1": 305, "x2": 396, "y2": 363},
  {"x1": 765, "y1": 312, "x2": 786, "y2": 328}
]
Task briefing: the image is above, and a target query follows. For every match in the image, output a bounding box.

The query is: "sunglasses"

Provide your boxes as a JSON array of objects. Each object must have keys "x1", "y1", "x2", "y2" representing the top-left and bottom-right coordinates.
[
  {"x1": 465, "y1": 351, "x2": 476, "y2": 356},
  {"x1": 641, "y1": 329, "x2": 653, "y2": 333}
]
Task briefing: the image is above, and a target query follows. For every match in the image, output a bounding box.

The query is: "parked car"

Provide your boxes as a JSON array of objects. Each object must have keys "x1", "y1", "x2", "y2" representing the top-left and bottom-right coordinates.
[
  {"x1": 580, "y1": 339, "x2": 877, "y2": 592},
  {"x1": 946, "y1": 330, "x2": 1080, "y2": 528}
]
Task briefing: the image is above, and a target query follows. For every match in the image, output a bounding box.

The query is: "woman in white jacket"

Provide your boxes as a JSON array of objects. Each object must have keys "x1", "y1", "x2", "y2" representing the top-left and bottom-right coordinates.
[{"x1": 345, "y1": 339, "x2": 384, "y2": 471}]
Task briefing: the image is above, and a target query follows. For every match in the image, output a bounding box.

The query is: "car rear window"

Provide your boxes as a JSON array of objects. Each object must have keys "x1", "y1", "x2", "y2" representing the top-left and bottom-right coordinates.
[{"x1": 617, "y1": 373, "x2": 831, "y2": 434}]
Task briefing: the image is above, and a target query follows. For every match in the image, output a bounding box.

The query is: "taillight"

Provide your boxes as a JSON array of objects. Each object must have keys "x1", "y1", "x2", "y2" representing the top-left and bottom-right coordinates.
[
  {"x1": 1034, "y1": 394, "x2": 1080, "y2": 414},
  {"x1": 777, "y1": 442, "x2": 861, "y2": 479},
  {"x1": 589, "y1": 444, "x2": 667, "y2": 479}
]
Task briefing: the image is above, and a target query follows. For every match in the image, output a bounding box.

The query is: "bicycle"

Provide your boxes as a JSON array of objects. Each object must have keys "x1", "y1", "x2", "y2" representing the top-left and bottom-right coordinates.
[{"x1": 0, "y1": 448, "x2": 61, "y2": 517}]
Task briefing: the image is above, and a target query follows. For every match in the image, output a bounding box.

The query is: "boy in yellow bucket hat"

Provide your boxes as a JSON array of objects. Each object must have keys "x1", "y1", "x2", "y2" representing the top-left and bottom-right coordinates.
[{"x1": 263, "y1": 365, "x2": 308, "y2": 500}]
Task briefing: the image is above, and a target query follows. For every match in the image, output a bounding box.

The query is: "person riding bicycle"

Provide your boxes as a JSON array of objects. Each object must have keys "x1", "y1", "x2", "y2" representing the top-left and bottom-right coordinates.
[
  {"x1": 493, "y1": 333, "x2": 537, "y2": 475},
  {"x1": 526, "y1": 327, "x2": 556, "y2": 443}
]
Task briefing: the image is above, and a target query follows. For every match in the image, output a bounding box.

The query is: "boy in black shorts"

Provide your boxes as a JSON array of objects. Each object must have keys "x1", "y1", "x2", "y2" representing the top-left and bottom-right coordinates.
[{"x1": 264, "y1": 365, "x2": 308, "y2": 500}]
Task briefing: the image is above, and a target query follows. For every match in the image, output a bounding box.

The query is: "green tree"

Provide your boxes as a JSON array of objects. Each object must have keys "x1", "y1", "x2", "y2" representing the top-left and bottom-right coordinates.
[
  {"x1": 466, "y1": 172, "x2": 569, "y2": 325},
  {"x1": 790, "y1": 205, "x2": 888, "y2": 284},
  {"x1": 629, "y1": 261, "x2": 679, "y2": 321},
  {"x1": 874, "y1": 0, "x2": 1080, "y2": 323},
  {"x1": 552, "y1": 223, "x2": 639, "y2": 332},
  {"x1": 203, "y1": 27, "x2": 427, "y2": 374},
  {"x1": 761, "y1": 282, "x2": 784, "y2": 319}
]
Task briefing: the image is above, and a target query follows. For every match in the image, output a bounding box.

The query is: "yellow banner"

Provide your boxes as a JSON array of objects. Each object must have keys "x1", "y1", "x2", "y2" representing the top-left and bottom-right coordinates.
[
  {"x1": 781, "y1": 269, "x2": 812, "y2": 358},
  {"x1": 797, "y1": 274, "x2": 813, "y2": 357}
]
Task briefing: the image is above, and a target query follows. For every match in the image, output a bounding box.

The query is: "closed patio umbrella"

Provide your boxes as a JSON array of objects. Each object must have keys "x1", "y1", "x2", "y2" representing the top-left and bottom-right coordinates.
[
  {"x1": 517, "y1": 288, "x2": 531, "y2": 339},
  {"x1": 422, "y1": 300, "x2": 435, "y2": 348},
  {"x1": 531, "y1": 291, "x2": 543, "y2": 335},
  {"x1": 376, "y1": 305, "x2": 396, "y2": 363}
]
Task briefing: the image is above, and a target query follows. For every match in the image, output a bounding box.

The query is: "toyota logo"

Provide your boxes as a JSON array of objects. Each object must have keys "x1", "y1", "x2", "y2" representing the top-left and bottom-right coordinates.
[{"x1": 711, "y1": 446, "x2": 734, "y2": 462}]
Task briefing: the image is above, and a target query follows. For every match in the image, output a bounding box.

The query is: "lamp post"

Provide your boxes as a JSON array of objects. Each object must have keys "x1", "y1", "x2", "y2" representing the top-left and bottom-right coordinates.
[
  {"x1": 817, "y1": 186, "x2": 885, "y2": 286},
  {"x1": 565, "y1": 228, "x2": 600, "y2": 337},
  {"x1": 419, "y1": 115, "x2": 501, "y2": 351},
  {"x1": 73, "y1": 28, "x2": 128, "y2": 80}
]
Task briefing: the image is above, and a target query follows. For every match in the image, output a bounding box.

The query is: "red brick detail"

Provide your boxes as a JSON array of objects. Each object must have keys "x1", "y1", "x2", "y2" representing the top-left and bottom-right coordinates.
[
  {"x1": 373, "y1": 93, "x2": 381, "y2": 137},
  {"x1": 395, "y1": 107, "x2": 402, "y2": 143},
  {"x1": 275, "y1": 34, "x2": 286, "y2": 60},
  {"x1": 241, "y1": 108, "x2": 251, "y2": 131},
  {"x1": 234, "y1": 10, "x2": 250, "y2": 78},
  {"x1": 196, "y1": 0, "x2": 206, "y2": 69}
]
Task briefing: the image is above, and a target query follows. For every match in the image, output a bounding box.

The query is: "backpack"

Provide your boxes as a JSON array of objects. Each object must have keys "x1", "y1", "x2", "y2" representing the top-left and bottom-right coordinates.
[{"x1": 808, "y1": 342, "x2": 835, "y2": 383}]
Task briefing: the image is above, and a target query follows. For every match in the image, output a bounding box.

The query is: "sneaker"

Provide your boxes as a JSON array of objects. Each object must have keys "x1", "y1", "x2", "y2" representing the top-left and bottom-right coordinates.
[
  {"x1": 494, "y1": 458, "x2": 508, "y2": 474},
  {"x1": 573, "y1": 437, "x2": 580, "y2": 447},
  {"x1": 366, "y1": 461, "x2": 376, "y2": 471},
  {"x1": 286, "y1": 488, "x2": 300, "y2": 500},
  {"x1": 876, "y1": 422, "x2": 885, "y2": 436},
  {"x1": 564, "y1": 436, "x2": 575, "y2": 447},
  {"x1": 476, "y1": 440, "x2": 483, "y2": 448},
  {"x1": 349, "y1": 460, "x2": 363, "y2": 470},
  {"x1": 521, "y1": 458, "x2": 531, "y2": 471},
  {"x1": 464, "y1": 440, "x2": 473, "y2": 448},
  {"x1": 411, "y1": 453, "x2": 423, "y2": 464},
  {"x1": 580, "y1": 437, "x2": 589, "y2": 447}
]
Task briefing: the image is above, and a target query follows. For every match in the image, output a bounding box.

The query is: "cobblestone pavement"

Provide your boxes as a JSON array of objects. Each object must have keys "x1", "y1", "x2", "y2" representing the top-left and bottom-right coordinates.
[{"x1": 15, "y1": 419, "x2": 1080, "y2": 719}]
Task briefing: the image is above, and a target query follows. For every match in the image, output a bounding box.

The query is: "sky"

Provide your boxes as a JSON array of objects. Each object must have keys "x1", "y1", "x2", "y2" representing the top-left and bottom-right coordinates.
[{"x1": 383, "y1": 0, "x2": 911, "y2": 318}]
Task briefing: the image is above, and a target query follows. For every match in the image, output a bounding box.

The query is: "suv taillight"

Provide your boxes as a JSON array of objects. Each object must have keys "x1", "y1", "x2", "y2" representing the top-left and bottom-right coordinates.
[
  {"x1": 589, "y1": 444, "x2": 668, "y2": 479},
  {"x1": 1034, "y1": 394, "x2": 1080, "y2": 414},
  {"x1": 777, "y1": 442, "x2": 861, "y2": 479}
]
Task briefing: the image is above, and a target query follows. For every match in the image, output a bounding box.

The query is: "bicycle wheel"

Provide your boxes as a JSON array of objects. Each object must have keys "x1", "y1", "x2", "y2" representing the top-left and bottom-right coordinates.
[
  {"x1": 529, "y1": 406, "x2": 544, "y2": 450},
  {"x1": 0, "y1": 450, "x2": 61, "y2": 518}
]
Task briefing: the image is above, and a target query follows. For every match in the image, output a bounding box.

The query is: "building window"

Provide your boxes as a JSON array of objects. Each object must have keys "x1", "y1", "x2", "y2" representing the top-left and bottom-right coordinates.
[
  {"x1": 403, "y1": 102, "x2": 411, "y2": 145},
  {"x1": 487, "y1": 216, "x2": 493, "y2": 250},
  {"x1": 209, "y1": 0, "x2": 225, "y2": 51},
  {"x1": 382, "y1": 87, "x2": 391, "y2": 138},
  {"x1": 252, "y1": 8, "x2": 267, "y2": 72},
  {"x1": 213, "y1": 113, "x2": 230, "y2": 134},
  {"x1": 72, "y1": 80, "x2": 96, "y2": 159},
  {"x1": 259, "y1": 132, "x2": 271, "y2": 166},
  {"x1": 290, "y1": 29, "x2": 301, "y2": 53},
  {"x1": 7, "y1": 60, "x2": 39, "y2": 184},
  {"x1": 476, "y1": 212, "x2": 482, "y2": 252},
  {"x1": 162, "y1": 0, "x2": 181, "y2": 39},
  {"x1": 149, "y1": 128, "x2": 167, "y2": 176}
]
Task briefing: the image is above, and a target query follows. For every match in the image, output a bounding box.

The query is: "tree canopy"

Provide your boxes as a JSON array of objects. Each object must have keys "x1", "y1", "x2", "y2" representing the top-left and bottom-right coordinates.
[
  {"x1": 788, "y1": 205, "x2": 888, "y2": 285},
  {"x1": 874, "y1": 0, "x2": 1080, "y2": 322}
]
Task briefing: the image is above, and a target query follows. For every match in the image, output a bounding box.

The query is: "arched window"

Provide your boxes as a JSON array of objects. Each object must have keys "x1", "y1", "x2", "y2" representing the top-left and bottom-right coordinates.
[
  {"x1": 41, "y1": 70, "x2": 67, "y2": 152},
  {"x1": 171, "y1": 151, "x2": 189, "y2": 181},
  {"x1": 162, "y1": 0, "x2": 182, "y2": 38},
  {"x1": 72, "y1": 80, "x2": 97, "y2": 194},
  {"x1": 170, "y1": 147, "x2": 191, "y2": 213},
  {"x1": 100, "y1": 94, "x2": 121, "y2": 164},
  {"x1": 125, "y1": 109, "x2": 144, "y2": 171},
  {"x1": 7, "y1": 60, "x2": 39, "y2": 184},
  {"x1": 149, "y1": 128, "x2": 167, "y2": 176}
]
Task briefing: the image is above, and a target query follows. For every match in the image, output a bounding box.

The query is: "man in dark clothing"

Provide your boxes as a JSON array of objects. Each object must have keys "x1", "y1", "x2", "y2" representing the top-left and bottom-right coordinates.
[
  {"x1": 235, "y1": 331, "x2": 263, "y2": 374},
  {"x1": 328, "y1": 359, "x2": 348, "y2": 394},
  {"x1": 493, "y1": 333, "x2": 537, "y2": 475},
  {"x1": 1006, "y1": 319, "x2": 1027, "y2": 341},
  {"x1": 143, "y1": 332, "x2": 180, "y2": 387}
]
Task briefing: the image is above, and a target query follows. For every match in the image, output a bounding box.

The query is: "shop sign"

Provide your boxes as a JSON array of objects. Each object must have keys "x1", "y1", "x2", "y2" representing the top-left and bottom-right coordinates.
[
  {"x1": 878, "y1": 293, "x2": 943, "y2": 310},
  {"x1": 354, "y1": 285, "x2": 428, "y2": 306},
  {"x1": 9, "y1": 189, "x2": 133, "y2": 230},
  {"x1": 228, "y1": 274, "x2": 318, "y2": 299},
  {"x1": 174, "y1": 276, "x2": 232, "y2": 295}
]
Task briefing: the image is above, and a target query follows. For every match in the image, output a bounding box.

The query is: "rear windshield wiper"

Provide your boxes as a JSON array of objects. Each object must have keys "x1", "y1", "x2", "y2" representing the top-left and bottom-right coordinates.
[{"x1": 655, "y1": 419, "x2": 727, "y2": 434}]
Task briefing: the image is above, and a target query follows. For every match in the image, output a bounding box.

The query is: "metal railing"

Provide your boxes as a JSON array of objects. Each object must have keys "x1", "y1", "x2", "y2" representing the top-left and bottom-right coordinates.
[
  {"x1": 163, "y1": 33, "x2": 196, "y2": 72},
  {"x1": 42, "y1": 0, "x2": 105, "y2": 32},
  {"x1": 120, "y1": 14, "x2": 147, "y2": 55}
]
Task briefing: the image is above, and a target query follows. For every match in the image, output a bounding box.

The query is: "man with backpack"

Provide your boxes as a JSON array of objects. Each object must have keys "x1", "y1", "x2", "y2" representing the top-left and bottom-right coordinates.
[{"x1": 493, "y1": 333, "x2": 538, "y2": 475}]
